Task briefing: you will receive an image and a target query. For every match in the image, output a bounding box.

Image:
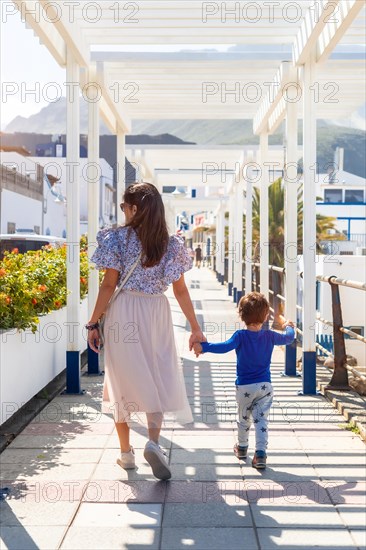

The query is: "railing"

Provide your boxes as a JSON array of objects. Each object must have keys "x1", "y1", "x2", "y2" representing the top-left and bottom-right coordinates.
[{"x1": 219, "y1": 258, "x2": 366, "y2": 391}]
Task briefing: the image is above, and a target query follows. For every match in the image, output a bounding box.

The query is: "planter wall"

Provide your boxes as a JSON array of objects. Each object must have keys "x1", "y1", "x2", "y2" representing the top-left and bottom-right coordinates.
[{"x1": 0, "y1": 299, "x2": 88, "y2": 426}]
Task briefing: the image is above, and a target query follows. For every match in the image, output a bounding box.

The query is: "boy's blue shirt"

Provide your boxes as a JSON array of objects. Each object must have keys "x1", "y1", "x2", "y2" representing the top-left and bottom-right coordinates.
[{"x1": 200, "y1": 327, "x2": 295, "y2": 385}]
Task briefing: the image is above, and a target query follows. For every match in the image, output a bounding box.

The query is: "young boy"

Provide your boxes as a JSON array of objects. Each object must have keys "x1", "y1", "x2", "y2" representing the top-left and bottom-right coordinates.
[{"x1": 193, "y1": 292, "x2": 295, "y2": 469}]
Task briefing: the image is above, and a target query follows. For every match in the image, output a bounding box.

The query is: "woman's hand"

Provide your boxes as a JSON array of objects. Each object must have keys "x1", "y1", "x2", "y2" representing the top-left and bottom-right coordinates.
[
  {"x1": 193, "y1": 342, "x2": 203, "y2": 357},
  {"x1": 88, "y1": 328, "x2": 101, "y2": 353},
  {"x1": 189, "y1": 329, "x2": 206, "y2": 351}
]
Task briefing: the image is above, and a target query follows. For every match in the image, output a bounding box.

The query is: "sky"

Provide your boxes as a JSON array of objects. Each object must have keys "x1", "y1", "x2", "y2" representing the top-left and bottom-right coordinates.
[
  {"x1": 1, "y1": 8, "x2": 365, "y2": 132},
  {"x1": 0, "y1": 12, "x2": 235, "y2": 130}
]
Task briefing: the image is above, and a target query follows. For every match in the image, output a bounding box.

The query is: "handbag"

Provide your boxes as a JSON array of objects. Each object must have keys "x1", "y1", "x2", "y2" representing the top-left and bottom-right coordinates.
[{"x1": 99, "y1": 252, "x2": 142, "y2": 347}]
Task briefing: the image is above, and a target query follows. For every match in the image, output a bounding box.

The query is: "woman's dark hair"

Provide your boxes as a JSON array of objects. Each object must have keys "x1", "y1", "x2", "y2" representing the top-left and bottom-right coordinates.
[
  {"x1": 123, "y1": 182, "x2": 169, "y2": 268},
  {"x1": 238, "y1": 292, "x2": 269, "y2": 325}
]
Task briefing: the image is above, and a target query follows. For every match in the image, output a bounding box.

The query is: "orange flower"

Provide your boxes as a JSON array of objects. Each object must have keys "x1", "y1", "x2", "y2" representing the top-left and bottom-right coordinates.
[
  {"x1": 80, "y1": 277, "x2": 87, "y2": 285},
  {"x1": 38, "y1": 285, "x2": 47, "y2": 292},
  {"x1": 0, "y1": 269, "x2": 6, "y2": 277},
  {"x1": 11, "y1": 248, "x2": 19, "y2": 254},
  {"x1": 54, "y1": 300, "x2": 62, "y2": 308},
  {"x1": 5, "y1": 296, "x2": 11, "y2": 304},
  {"x1": 31, "y1": 298, "x2": 37, "y2": 305}
]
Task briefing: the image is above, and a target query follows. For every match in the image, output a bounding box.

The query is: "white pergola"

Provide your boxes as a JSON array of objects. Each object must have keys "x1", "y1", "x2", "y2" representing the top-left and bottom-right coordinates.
[{"x1": 10, "y1": 0, "x2": 366, "y2": 393}]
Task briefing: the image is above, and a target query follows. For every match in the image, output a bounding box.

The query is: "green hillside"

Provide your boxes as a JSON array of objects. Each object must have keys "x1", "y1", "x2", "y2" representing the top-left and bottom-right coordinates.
[{"x1": 4, "y1": 99, "x2": 366, "y2": 177}]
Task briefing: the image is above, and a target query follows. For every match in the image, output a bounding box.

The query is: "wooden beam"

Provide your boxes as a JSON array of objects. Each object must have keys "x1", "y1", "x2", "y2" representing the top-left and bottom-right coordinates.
[
  {"x1": 317, "y1": 0, "x2": 365, "y2": 63},
  {"x1": 12, "y1": 0, "x2": 66, "y2": 66},
  {"x1": 294, "y1": 0, "x2": 341, "y2": 65}
]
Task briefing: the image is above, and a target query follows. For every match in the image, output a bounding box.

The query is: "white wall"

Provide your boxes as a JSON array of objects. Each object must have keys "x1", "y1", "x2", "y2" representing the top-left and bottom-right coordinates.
[
  {"x1": 298, "y1": 255, "x2": 366, "y2": 367},
  {"x1": 1, "y1": 189, "x2": 42, "y2": 233},
  {"x1": 316, "y1": 255, "x2": 366, "y2": 366}
]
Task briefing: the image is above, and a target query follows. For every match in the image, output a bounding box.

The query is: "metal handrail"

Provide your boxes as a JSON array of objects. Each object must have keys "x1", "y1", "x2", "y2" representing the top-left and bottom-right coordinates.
[{"x1": 316, "y1": 275, "x2": 366, "y2": 291}]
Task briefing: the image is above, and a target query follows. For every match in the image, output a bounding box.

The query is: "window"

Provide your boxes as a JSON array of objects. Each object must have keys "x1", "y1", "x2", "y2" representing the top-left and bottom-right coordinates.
[
  {"x1": 344, "y1": 326, "x2": 364, "y2": 340},
  {"x1": 324, "y1": 189, "x2": 343, "y2": 203},
  {"x1": 344, "y1": 190, "x2": 364, "y2": 203},
  {"x1": 7, "y1": 222, "x2": 16, "y2": 234}
]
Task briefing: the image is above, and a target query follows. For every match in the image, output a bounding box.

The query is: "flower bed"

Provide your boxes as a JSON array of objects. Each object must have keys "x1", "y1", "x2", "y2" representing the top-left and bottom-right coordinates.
[
  {"x1": 0, "y1": 238, "x2": 91, "y2": 426},
  {"x1": 0, "y1": 239, "x2": 89, "y2": 332}
]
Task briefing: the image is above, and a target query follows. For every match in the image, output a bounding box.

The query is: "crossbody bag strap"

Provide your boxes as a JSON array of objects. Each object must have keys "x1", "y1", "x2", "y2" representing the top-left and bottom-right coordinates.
[{"x1": 109, "y1": 252, "x2": 142, "y2": 305}]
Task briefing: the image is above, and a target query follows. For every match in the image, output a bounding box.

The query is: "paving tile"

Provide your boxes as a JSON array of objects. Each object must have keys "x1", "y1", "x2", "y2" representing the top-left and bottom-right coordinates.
[
  {"x1": 0, "y1": 526, "x2": 66, "y2": 550},
  {"x1": 0, "y1": 448, "x2": 102, "y2": 465},
  {"x1": 350, "y1": 529, "x2": 366, "y2": 549},
  {"x1": 251, "y1": 503, "x2": 345, "y2": 528},
  {"x1": 171, "y1": 434, "x2": 235, "y2": 449},
  {"x1": 60, "y1": 526, "x2": 160, "y2": 550},
  {"x1": 7, "y1": 434, "x2": 109, "y2": 449},
  {"x1": 336, "y1": 506, "x2": 366, "y2": 529},
  {"x1": 306, "y1": 451, "x2": 366, "y2": 466},
  {"x1": 81, "y1": 480, "x2": 166, "y2": 503},
  {"x1": 71, "y1": 502, "x2": 162, "y2": 527},
  {"x1": 165, "y1": 481, "x2": 250, "y2": 505},
  {"x1": 0, "y1": 500, "x2": 79, "y2": 526},
  {"x1": 326, "y1": 481, "x2": 366, "y2": 505},
  {"x1": 297, "y1": 436, "x2": 365, "y2": 451},
  {"x1": 169, "y1": 448, "x2": 238, "y2": 465},
  {"x1": 0, "y1": 462, "x2": 95, "y2": 482},
  {"x1": 91, "y1": 461, "x2": 158, "y2": 482},
  {"x1": 161, "y1": 527, "x2": 258, "y2": 549},
  {"x1": 21, "y1": 421, "x2": 114, "y2": 436},
  {"x1": 171, "y1": 463, "x2": 243, "y2": 481},
  {"x1": 256, "y1": 528, "x2": 357, "y2": 549},
  {"x1": 0, "y1": 480, "x2": 85, "y2": 502},
  {"x1": 162, "y1": 502, "x2": 252, "y2": 527},
  {"x1": 243, "y1": 480, "x2": 332, "y2": 505},
  {"x1": 241, "y1": 463, "x2": 319, "y2": 482}
]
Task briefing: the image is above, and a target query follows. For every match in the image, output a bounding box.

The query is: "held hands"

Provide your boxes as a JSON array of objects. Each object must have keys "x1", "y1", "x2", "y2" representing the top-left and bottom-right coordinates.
[{"x1": 193, "y1": 342, "x2": 203, "y2": 358}]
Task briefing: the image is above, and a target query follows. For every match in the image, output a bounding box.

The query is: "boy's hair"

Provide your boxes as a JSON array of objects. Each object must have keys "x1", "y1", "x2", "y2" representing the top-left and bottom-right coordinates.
[{"x1": 238, "y1": 292, "x2": 269, "y2": 325}]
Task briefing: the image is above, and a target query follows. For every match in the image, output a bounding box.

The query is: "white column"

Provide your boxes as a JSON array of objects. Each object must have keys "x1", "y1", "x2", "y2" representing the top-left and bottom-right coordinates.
[
  {"x1": 302, "y1": 53, "x2": 317, "y2": 393},
  {"x1": 284, "y1": 92, "x2": 298, "y2": 375},
  {"x1": 260, "y1": 133, "x2": 269, "y2": 298},
  {"x1": 116, "y1": 126, "x2": 125, "y2": 226},
  {"x1": 233, "y1": 179, "x2": 244, "y2": 297},
  {"x1": 217, "y1": 204, "x2": 225, "y2": 280},
  {"x1": 228, "y1": 193, "x2": 235, "y2": 293},
  {"x1": 87, "y1": 77, "x2": 100, "y2": 321},
  {"x1": 66, "y1": 49, "x2": 81, "y2": 392},
  {"x1": 245, "y1": 177, "x2": 253, "y2": 294},
  {"x1": 164, "y1": 200, "x2": 175, "y2": 235},
  {"x1": 284, "y1": 100, "x2": 298, "y2": 322}
]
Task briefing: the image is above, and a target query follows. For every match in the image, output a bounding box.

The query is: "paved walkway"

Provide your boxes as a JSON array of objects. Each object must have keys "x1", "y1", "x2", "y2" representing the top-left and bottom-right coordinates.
[{"x1": 1, "y1": 268, "x2": 365, "y2": 550}]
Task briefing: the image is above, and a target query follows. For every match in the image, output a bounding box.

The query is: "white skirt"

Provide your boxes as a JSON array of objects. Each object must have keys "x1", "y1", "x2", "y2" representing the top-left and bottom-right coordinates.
[{"x1": 102, "y1": 290, "x2": 193, "y2": 424}]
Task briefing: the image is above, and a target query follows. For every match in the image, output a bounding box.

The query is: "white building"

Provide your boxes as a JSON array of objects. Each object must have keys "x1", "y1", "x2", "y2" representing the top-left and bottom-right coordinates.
[
  {"x1": 0, "y1": 152, "x2": 115, "y2": 237},
  {"x1": 316, "y1": 148, "x2": 366, "y2": 253}
]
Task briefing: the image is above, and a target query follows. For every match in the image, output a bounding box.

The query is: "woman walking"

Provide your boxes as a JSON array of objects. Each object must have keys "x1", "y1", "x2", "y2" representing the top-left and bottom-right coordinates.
[{"x1": 86, "y1": 182, "x2": 204, "y2": 480}]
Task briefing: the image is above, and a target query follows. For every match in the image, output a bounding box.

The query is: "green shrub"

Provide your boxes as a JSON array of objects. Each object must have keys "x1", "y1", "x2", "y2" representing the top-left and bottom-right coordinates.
[{"x1": 0, "y1": 242, "x2": 90, "y2": 333}]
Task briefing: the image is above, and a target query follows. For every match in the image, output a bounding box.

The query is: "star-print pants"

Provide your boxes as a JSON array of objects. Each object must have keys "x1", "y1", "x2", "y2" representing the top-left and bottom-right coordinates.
[{"x1": 235, "y1": 382, "x2": 273, "y2": 451}]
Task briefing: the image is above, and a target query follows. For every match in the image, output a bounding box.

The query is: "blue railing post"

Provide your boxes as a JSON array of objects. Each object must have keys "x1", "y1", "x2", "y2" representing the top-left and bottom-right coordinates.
[{"x1": 87, "y1": 345, "x2": 102, "y2": 375}]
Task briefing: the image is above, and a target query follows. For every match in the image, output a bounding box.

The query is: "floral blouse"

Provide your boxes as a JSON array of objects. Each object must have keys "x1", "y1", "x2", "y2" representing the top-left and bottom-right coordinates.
[{"x1": 90, "y1": 226, "x2": 193, "y2": 294}]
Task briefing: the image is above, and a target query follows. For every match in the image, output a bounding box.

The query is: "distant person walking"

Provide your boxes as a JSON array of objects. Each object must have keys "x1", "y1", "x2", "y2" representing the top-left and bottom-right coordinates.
[
  {"x1": 87, "y1": 182, "x2": 205, "y2": 480},
  {"x1": 193, "y1": 292, "x2": 295, "y2": 469},
  {"x1": 194, "y1": 245, "x2": 202, "y2": 268}
]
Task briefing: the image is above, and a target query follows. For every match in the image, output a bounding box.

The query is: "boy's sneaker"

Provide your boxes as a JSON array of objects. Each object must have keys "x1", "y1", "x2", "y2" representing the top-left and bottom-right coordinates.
[
  {"x1": 233, "y1": 444, "x2": 248, "y2": 459},
  {"x1": 252, "y1": 450, "x2": 267, "y2": 469},
  {"x1": 144, "y1": 440, "x2": 172, "y2": 480},
  {"x1": 116, "y1": 446, "x2": 135, "y2": 470}
]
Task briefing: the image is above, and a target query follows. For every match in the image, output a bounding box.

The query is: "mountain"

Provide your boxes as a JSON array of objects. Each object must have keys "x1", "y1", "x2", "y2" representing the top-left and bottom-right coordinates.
[{"x1": 4, "y1": 99, "x2": 366, "y2": 177}]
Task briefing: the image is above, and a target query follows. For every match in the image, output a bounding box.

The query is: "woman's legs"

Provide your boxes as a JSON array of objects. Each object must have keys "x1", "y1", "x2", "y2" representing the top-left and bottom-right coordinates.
[
  {"x1": 146, "y1": 412, "x2": 163, "y2": 443},
  {"x1": 115, "y1": 422, "x2": 131, "y2": 453}
]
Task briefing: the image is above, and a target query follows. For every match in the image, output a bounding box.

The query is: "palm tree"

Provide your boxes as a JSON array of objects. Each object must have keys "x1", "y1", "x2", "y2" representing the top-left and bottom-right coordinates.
[{"x1": 250, "y1": 177, "x2": 342, "y2": 267}]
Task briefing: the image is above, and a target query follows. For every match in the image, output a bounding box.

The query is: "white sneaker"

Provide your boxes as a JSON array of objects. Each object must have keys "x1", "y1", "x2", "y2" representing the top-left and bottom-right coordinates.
[
  {"x1": 116, "y1": 446, "x2": 136, "y2": 470},
  {"x1": 143, "y1": 440, "x2": 171, "y2": 480}
]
